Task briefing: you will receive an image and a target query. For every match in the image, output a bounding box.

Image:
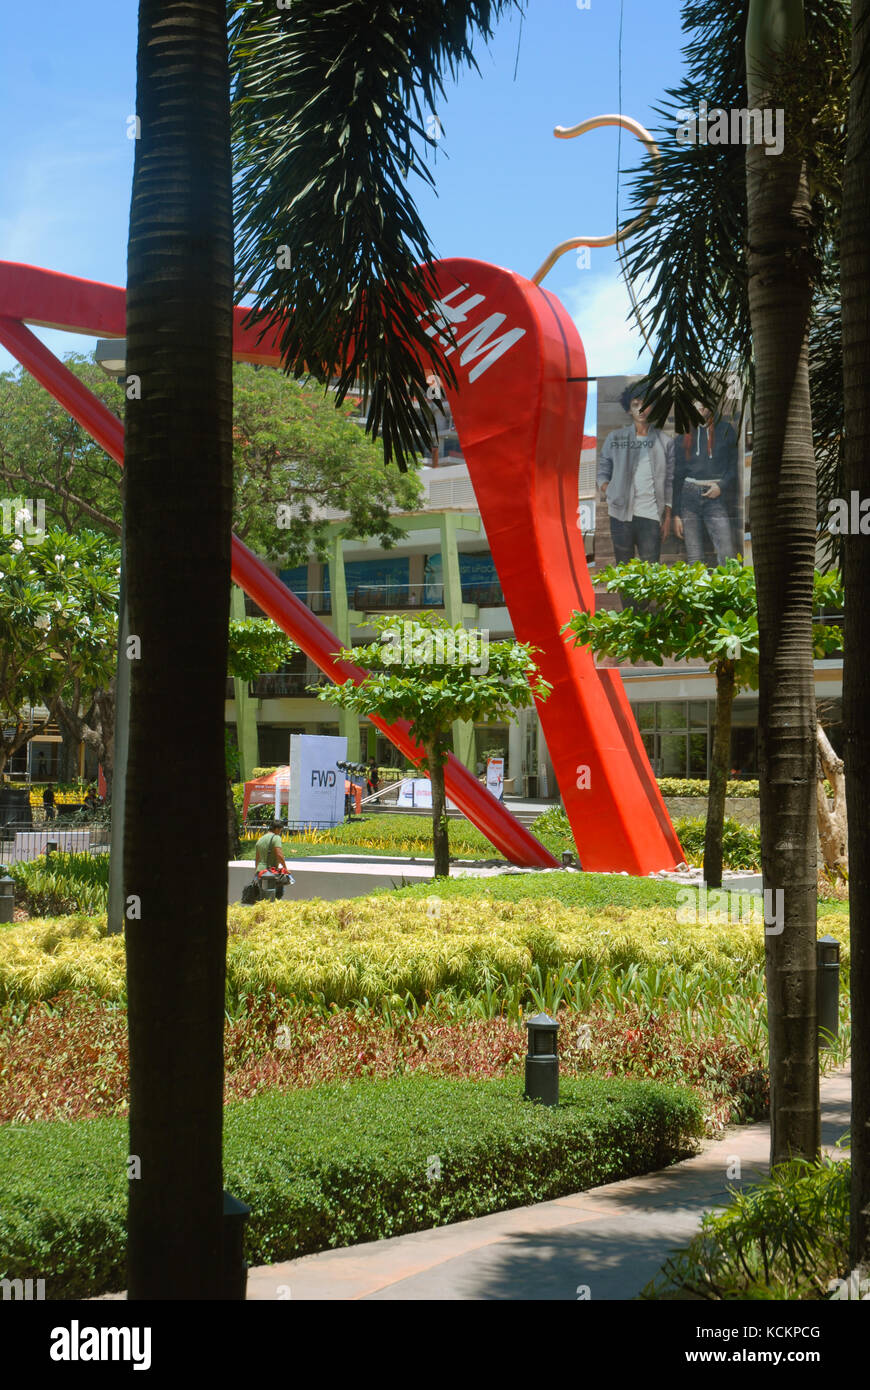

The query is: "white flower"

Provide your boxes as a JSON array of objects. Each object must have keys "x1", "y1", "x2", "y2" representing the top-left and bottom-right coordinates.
[{"x1": 10, "y1": 539, "x2": 23, "y2": 553}]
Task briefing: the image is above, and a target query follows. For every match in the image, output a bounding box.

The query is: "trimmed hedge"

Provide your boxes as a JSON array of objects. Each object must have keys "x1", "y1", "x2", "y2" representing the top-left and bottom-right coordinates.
[
  {"x1": 0, "y1": 1073, "x2": 703, "y2": 1298},
  {"x1": 656, "y1": 778, "x2": 759, "y2": 798}
]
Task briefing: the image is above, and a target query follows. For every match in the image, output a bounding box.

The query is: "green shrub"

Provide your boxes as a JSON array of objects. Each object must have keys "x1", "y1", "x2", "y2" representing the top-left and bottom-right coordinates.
[
  {"x1": 0, "y1": 1073, "x2": 703, "y2": 1297},
  {"x1": 532, "y1": 807, "x2": 761, "y2": 871},
  {"x1": 672, "y1": 816, "x2": 761, "y2": 870},
  {"x1": 9, "y1": 852, "x2": 109, "y2": 916},
  {"x1": 657, "y1": 779, "x2": 760, "y2": 798},
  {"x1": 641, "y1": 1153, "x2": 851, "y2": 1300}
]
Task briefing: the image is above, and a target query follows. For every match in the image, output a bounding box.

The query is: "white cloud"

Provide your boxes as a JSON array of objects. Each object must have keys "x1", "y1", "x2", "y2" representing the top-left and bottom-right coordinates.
[{"x1": 562, "y1": 271, "x2": 654, "y2": 377}]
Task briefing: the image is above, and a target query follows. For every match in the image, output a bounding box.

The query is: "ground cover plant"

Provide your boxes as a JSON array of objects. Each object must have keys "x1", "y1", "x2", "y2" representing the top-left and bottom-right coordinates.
[
  {"x1": 1, "y1": 951, "x2": 850, "y2": 1131},
  {"x1": 0, "y1": 1073, "x2": 703, "y2": 1298},
  {"x1": 8, "y1": 851, "x2": 109, "y2": 917},
  {"x1": 640, "y1": 1153, "x2": 852, "y2": 1301},
  {"x1": 238, "y1": 812, "x2": 499, "y2": 860},
  {"x1": 0, "y1": 894, "x2": 785, "y2": 1009},
  {"x1": 0, "y1": 887, "x2": 849, "y2": 1013}
]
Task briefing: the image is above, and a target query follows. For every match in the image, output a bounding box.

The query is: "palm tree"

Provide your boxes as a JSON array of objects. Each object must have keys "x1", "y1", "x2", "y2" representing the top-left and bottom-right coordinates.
[
  {"x1": 125, "y1": 0, "x2": 524, "y2": 1298},
  {"x1": 745, "y1": 0, "x2": 819, "y2": 1165},
  {"x1": 840, "y1": 0, "x2": 870, "y2": 1281},
  {"x1": 124, "y1": 0, "x2": 234, "y2": 1300},
  {"x1": 619, "y1": 0, "x2": 849, "y2": 1165}
]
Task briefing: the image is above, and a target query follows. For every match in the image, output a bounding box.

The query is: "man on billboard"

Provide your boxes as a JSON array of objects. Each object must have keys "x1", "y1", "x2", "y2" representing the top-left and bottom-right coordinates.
[
  {"x1": 672, "y1": 404, "x2": 738, "y2": 564},
  {"x1": 598, "y1": 385, "x2": 675, "y2": 564}
]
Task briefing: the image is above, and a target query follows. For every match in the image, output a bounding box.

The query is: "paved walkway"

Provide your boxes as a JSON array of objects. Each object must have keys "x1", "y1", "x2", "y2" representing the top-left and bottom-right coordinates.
[{"x1": 246, "y1": 1068, "x2": 851, "y2": 1301}]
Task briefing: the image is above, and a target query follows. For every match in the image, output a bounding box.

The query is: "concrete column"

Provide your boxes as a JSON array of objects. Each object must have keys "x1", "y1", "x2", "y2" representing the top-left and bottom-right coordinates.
[
  {"x1": 230, "y1": 585, "x2": 260, "y2": 782},
  {"x1": 327, "y1": 534, "x2": 360, "y2": 761},
  {"x1": 508, "y1": 716, "x2": 523, "y2": 792}
]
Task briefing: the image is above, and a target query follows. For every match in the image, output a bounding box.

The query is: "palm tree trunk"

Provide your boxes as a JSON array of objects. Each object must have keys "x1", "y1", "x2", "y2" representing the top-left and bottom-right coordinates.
[
  {"x1": 746, "y1": 0, "x2": 820, "y2": 1165},
  {"x1": 426, "y1": 739, "x2": 450, "y2": 878},
  {"x1": 124, "y1": 0, "x2": 234, "y2": 1299},
  {"x1": 704, "y1": 660, "x2": 736, "y2": 890},
  {"x1": 841, "y1": 0, "x2": 870, "y2": 1279}
]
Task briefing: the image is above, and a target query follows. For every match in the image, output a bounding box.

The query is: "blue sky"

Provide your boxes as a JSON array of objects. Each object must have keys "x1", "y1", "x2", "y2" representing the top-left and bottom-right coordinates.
[{"x1": 0, "y1": 0, "x2": 687, "y2": 428}]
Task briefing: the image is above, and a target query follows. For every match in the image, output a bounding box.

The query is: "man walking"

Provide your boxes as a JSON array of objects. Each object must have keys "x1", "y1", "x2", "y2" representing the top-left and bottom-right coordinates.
[
  {"x1": 598, "y1": 385, "x2": 675, "y2": 564},
  {"x1": 672, "y1": 405, "x2": 738, "y2": 564}
]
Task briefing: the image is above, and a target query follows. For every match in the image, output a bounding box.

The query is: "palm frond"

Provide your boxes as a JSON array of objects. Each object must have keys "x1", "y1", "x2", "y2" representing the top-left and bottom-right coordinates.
[
  {"x1": 618, "y1": 0, "x2": 847, "y2": 434},
  {"x1": 229, "y1": 0, "x2": 525, "y2": 468}
]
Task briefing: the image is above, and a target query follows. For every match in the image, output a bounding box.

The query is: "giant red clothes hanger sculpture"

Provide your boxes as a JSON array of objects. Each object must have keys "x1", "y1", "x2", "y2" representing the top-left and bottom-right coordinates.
[{"x1": 0, "y1": 117, "x2": 683, "y2": 873}]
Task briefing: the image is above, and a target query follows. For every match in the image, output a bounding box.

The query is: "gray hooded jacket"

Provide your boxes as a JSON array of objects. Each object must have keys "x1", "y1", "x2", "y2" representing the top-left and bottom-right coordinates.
[{"x1": 597, "y1": 426, "x2": 675, "y2": 523}]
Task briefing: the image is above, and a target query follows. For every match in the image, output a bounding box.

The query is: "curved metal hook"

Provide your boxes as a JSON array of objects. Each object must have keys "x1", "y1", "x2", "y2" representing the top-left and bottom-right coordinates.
[{"x1": 531, "y1": 114, "x2": 661, "y2": 286}]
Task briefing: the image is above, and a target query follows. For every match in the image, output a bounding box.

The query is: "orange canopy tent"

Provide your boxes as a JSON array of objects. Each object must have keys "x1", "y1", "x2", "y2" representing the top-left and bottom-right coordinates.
[{"x1": 242, "y1": 767, "x2": 362, "y2": 826}]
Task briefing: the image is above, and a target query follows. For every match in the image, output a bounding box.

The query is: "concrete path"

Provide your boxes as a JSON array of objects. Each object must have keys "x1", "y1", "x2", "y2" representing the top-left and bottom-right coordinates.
[{"x1": 246, "y1": 1068, "x2": 851, "y2": 1302}]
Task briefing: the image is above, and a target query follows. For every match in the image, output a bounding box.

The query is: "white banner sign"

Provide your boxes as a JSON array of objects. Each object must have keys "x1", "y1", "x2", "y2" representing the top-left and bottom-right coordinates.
[
  {"x1": 486, "y1": 757, "x2": 505, "y2": 801},
  {"x1": 396, "y1": 778, "x2": 456, "y2": 811},
  {"x1": 288, "y1": 734, "x2": 347, "y2": 826}
]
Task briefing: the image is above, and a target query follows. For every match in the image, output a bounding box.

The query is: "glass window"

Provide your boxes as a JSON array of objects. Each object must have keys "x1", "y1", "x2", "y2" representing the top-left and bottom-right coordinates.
[
  {"x1": 658, "y1": 702, "x2": 688, "y2": 730},
  {"x1": 634, "y1": 703, "x2": 654, "y2": 731},
  {"x1": 689, "y1": 732, "x2": 708, "y2": 777},
  {"x1": 659, "y1": 733, "x2": 688, "y2": 776},
  {"x1": 689, "y1": 702, "x2": 708, "y2": 729},
  {"x1": 730, "y1": 727, "x2": 757, "y2": 778},
  {"x1": 641, "y1": 733, "x2": 656, "y2": 771}
]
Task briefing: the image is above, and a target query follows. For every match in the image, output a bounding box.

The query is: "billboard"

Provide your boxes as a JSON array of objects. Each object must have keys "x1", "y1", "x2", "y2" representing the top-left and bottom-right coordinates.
[
  {"x1": 592, "y1": 376, "x2": 745, "y2": 576},
  {"x1": 288, "y1": 734, "x2": 347, "y2": 827}
]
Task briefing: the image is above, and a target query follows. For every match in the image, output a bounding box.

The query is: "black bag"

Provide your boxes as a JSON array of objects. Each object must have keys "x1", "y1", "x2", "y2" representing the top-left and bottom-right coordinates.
[{"x1": 240, "y1": 880, "x2": 260, "y2": 906}]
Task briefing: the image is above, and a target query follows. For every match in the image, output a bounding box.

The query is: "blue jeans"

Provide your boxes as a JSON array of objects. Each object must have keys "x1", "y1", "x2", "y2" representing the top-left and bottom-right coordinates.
[
  {"x1": 609, "y1": 514, "x2": 662, "y2": 564},
  {"x1": 680, "y1": 482, "x2": 735, "y2": 564}
]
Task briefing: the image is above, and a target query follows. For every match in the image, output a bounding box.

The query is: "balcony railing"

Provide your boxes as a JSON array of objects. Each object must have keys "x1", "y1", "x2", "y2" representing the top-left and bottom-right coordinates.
[
  {"x1": 462, "y1": 581, "x2": 505, "y2": 607},
  {"x1": 244, "y1": 591, "x2": 331, "y2": 617},
  {"x1": 250, "y1": 672, "x2": 333, "y2": 699},
  {"x1": 351, "y1": 581, "x2": 505, "y2": 611},
  {"x1": 226, "y1": 673, "x2": 333, "y2": 699},
  {"x1": 352, "y1": 583, "x2": 441, "y2": 611}
]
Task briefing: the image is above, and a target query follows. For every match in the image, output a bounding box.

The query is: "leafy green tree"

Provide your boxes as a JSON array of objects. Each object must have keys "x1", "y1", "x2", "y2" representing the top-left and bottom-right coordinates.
[
  {"x1": 317, "y1": 612, "x2": 550, "y2": 875},
  {"x1": 226, "y1": 618, "x2": 297, "y2": 684},
  {"x1": 232, "y1": 366, "x2": 421, "y2": 565},
  {"x1": 564, "y1": 561, "x2": 842, "y2": 889},
  {"x1": 0, "y1": 360, "x2": 422, "y2": 556},
  {"x1": 0, "y1": 358, "x2": 125, "y2": 537},
  {"x1": 0, "y1": 526, "x2": 119, "y2": 778},
  {"x1": 53, "y1": 618, "x2": 296, "y2": 809}
]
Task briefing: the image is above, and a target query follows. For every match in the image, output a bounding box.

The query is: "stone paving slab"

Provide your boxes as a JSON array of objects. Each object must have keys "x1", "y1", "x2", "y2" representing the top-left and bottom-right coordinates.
[{"x1": 246, "y1": 1068, "x2": 851, "y2": 1302}]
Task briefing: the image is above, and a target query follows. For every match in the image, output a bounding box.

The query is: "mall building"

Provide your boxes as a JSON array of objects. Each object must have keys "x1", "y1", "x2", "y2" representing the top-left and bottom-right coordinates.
[
  {"x1": 225, "y1": 392, "x2": 844, "y2": 793},
  {"x1": 12, "y1": 393, "x2": 841, "y2": 791}
]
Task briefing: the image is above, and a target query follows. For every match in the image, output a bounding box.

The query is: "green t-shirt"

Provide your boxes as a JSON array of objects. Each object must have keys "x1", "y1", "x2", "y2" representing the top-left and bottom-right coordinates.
[{"x1": 255, "y1": 831, "x2": 283, "y2": 872}]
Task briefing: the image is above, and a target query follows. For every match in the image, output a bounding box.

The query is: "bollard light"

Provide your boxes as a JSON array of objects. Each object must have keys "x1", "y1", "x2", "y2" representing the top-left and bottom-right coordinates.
[
  {"x1": 816, "y1": 936, "x2": 841, "y2": 1048},
  {"x1": 0, "y1": 874, "x2": 13, "y2": 924},
  {"x1": 561, "y1": 851, "x2": 575, "y2": 868},
  {"x1": 221, "y1": 1190, "x2": 251, "y2": 1299},
  {"x1": 524, "y1": 1011, "x2": 559, "y2": 1106},
  {"x1": 45, "y1": 841, "x2": 57, "y2": 862}
]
